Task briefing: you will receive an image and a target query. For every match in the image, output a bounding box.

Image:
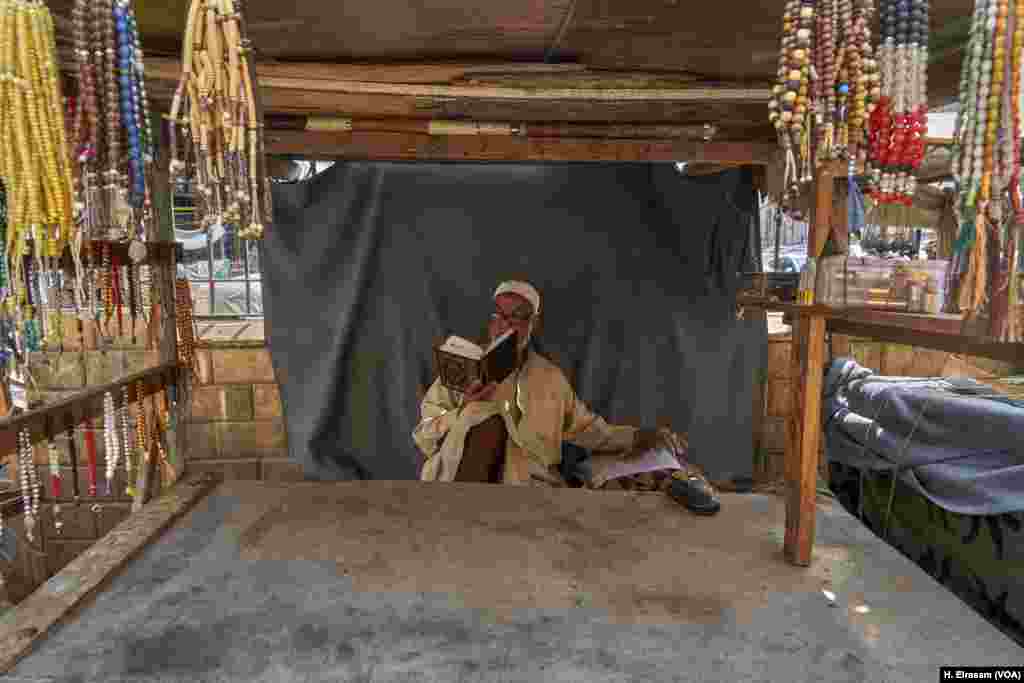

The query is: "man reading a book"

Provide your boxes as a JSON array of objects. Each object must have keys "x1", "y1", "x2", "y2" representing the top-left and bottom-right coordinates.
[{"x1": 413, "y1": 280, "x2": 720, "y2": 514}]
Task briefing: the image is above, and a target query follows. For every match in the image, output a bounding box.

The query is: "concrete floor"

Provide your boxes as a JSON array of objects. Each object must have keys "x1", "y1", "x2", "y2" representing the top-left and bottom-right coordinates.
[{"x1": 2, "y1": 480, "x2": 1020, "y2": 682}]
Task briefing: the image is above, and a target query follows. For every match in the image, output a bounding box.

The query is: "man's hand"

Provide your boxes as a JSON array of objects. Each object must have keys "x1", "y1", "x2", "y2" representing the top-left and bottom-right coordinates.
[
  {"x1": 462, "y1": 381, "x2": 497, "y2": 405},
  {"x1": 632, "y1": 428, "x2": 688, "y2": 456}
]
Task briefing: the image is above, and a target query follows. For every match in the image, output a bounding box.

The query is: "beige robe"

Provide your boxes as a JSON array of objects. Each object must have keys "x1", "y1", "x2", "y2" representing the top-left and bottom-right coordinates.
[{"x1": 413, "y1": 350, "x2": 638, "y2": 484}]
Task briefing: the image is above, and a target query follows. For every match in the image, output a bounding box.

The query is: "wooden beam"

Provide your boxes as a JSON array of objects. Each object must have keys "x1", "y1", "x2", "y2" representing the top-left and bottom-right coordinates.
[
  {"x1": 138, "y1": 57, "x2": 775, "y2": 128},
  {"x1": 784, "y1": 167, "x2": 834, "y2": 567},
  {"x1": 143, "y1": 57, "x2": 766, "y2": 101},
  {"x1": 826, "y1": 319, "x2": 1024, "y2": 365},
  {"x1": 264, "y1": 129, "x2": 778, "y2": 164},
  {"x1": 810, "y1": 167, "x2": 834, "y2": 258},
  {"x1": 137, "y1": 57, "x2": 711, "y2": 87},
  {"x1": 0, "y1": 363, "x2": 179, "y2": 436},
  {"x1": 785, "y1": 313, "x2": 826, "y2": 567}
]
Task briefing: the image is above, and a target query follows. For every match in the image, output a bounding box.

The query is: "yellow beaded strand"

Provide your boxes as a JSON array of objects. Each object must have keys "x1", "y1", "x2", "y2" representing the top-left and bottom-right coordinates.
[{"x1": 0, "y1": 0, "x2": 75, "y2": 344}]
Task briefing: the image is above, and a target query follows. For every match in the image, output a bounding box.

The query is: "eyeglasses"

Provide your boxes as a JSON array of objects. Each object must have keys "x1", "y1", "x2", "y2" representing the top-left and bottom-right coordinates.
[{"x1": 490, "y1": 307, "x2": 533, "y2": 325}]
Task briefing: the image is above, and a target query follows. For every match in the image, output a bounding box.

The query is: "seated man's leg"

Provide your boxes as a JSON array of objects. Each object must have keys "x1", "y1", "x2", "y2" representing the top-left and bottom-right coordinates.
[{"x1": 455, "y1": 415, "x2": 507, "y2": 483}]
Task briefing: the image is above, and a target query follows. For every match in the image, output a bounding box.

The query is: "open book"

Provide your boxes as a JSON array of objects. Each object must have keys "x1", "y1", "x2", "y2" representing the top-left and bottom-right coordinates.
[{"x1": 433, "y1": 329, "x2": 518, "y2": 393}]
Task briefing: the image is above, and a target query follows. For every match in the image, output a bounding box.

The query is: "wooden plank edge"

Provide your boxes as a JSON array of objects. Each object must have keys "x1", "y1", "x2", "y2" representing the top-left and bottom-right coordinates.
[
  {"x1": 137, "y1": 57, "x2": 712, "y2": 86},
  {"x1": 783, "y1": 317, "x2": 806, "y2": 556},
  {"x1": 736, "y1": 296, "x2": 1013, "y2": 341},
  {"x1": 827, "y1": 319, "x2": 1024, "y2": 365},
  {"x1": 0, "y1": 474, "x2": 219, "y2": 673},
  {"x1": 0, "y1": 363, "x2": 180, "y2": 434},
  {"x1": 265, "y1": 129, "x2": 779, "y2": 164}
]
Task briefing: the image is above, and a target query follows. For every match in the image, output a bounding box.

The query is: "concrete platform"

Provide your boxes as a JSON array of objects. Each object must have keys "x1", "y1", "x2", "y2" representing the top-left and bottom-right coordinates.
[{"x1": 2, "y1": 480, "x2": 1020, "y2": 682}]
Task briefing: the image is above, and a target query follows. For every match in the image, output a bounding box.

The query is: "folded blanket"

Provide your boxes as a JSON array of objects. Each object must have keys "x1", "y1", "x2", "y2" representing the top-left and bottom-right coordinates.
[{"x1": 824, "y1": 358, "x2": 1024, "y2": 516}]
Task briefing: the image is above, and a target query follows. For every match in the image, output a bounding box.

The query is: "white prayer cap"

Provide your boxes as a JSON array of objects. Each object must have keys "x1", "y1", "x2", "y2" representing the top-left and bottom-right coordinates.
[{"x1": 493, "y1": 280, "x2": 540, "y2": 315}]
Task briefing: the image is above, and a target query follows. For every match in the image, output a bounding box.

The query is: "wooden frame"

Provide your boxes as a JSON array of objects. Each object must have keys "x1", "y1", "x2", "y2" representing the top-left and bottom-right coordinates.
[{"x1": 741, "y1": 167, "x2": 1023, "y2": 565}]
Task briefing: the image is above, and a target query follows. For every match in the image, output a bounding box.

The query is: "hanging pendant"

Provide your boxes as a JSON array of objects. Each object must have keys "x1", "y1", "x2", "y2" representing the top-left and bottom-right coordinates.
[{"x1": 128, "y1": 239, "x2": 147, "y2": 264}]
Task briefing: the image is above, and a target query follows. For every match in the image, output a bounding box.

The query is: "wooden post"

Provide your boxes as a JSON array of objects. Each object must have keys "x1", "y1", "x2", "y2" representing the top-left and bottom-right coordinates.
[{"x1": 784, "y1": 167, "x2": 832, "y2": 566}]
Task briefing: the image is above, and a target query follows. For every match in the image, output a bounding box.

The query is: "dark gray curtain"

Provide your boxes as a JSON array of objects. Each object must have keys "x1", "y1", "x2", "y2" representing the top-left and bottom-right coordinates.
[{"x1": 261, "y1": 162, "x2": 766, "y2": 482}]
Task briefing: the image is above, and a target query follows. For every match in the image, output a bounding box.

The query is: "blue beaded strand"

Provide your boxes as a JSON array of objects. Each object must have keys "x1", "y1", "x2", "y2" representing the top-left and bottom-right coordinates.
[
  {"x1": 114, "y1": 0, "x2": 145, "y2": 208},
  {"x1": 127, "y1": 10, "x2": 153, "y2": 165}
]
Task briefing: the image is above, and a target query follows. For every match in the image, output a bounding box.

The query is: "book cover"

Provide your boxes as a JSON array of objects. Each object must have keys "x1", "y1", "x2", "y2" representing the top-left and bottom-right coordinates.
[{"x1": 434, "y1": 329, "x2": 518, "y2": 393}]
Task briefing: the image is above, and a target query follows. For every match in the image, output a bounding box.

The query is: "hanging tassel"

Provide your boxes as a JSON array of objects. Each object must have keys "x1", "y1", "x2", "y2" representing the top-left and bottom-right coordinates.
[
  {"x1": 958, "y1": 208, "x2": 989, "y2": 315},
  {"x1": 954, "y1": 205, "x2": 977, "y2": 254},
  {"x1": 990, "y1": 215, "x2": 1011, "y2": 340}
]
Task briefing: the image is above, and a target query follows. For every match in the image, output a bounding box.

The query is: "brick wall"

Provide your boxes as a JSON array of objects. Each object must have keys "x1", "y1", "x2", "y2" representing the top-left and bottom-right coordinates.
[{"x1": 185, "y1": 344, "x2": 299, "y2": 481}]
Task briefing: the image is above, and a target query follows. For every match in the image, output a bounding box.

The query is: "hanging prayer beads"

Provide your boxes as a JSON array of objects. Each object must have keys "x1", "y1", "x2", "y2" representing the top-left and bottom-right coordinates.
[
  {"x1": 946, "y1": 0, "x2": 1024, "y2": 330},
  {"x1": 0, "y1": 183, "x2": 7, "y2": 295},
  {"x1": 127, "y1": 259, "x2": 137, "y2": 343},
  {"x1": 866, "y1": 0, "x2": 930, "y2": 205},
  {"x1": 769, "y1": 1, "x2": 815, "y2": 201},
  {"x1": 47, "y1": 433, "x2": 63, "y2": 534},
  {"x1": 138, "y1": 261, "x2": 151, "y2": 323},
  {"x1": 0, "y1": 0, "x2": 75, "y2": 365},
  {"x1": 83, "y1": 414, "x2": 98, "y2": 497},
  {"x1": 174, "y1": 277, "x2": 196, "y2": 372},
  {"x1": 121, "y1": 385, "x2": 134, "y2": 497},
  {"x1": 17, "y1": 428, "x2": 40, "y2": 543},
  {"x1": 770, "y1": 0, "x2": 878, "y2": 205},
  {"x1": 135, "y1": 380, "x2": 148, "y2": 463},
  {"x1": 1003, "y1": 0, "x2": 1024, "y2": 342},
  {"x1": 103, "y1": 390, "x2": 120, "y2": 495},
  {"x1": 69, "y1": 0, "x2": 158, "y2": 310},
  {"x1": 47, "y1": 434, "x2": 61, "y2": 500},
  {"x1": 65, "y1": 417, "x2": 80, "y2": 501},
  {"x1": 170, "y1": 0, "x2": 271, "y2": 240}
]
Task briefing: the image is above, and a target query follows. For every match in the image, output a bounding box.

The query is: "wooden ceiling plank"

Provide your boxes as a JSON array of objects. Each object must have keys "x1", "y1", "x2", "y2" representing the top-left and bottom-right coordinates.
[{"x1": 141, "y1": 57, "x2": 768, "y2": 102}]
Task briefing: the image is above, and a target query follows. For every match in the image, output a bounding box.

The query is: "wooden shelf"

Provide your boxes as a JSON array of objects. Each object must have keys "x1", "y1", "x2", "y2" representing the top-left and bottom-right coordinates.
[{"x1": 737, "y1": 296, "x2": 1024, "y2": 363}]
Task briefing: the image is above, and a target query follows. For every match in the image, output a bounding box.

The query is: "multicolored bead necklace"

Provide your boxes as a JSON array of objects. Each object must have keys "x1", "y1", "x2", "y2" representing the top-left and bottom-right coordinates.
[
  {"x1": 83, "y1": 413, "x2": 98, "y2": 497},
  {"x1": 17, "y1": 428, "x2": 40, "y2": 543},
  {"x1": 120, "y1": 384, "x2": 135, "y2": 497},
  {"x1": 169, "y1": 0, "x2": 271, "y2": 240},
  {"x1": 769, "y1": 1, "x2": 816, "y2": 201},
  {"x1": 46, "y1": 424, "x2": 63, "y2": 534},
  {"x1": 69, "y1": 0, "x2": 156, "y2": 342},
  {"x1": 948, "y1": 0, "x2": 1024, "y2": 332},
  {"x1": 103, "y1": 390, "x2": 121, "y2": 495},
  {"x1": 0, "y1": 183, "x2": 8, "y2": 296},
  {"x1": 0, "y1": 0, "x2": 75, "y2": 356},
  {"x1": 770, "y1": 0, "x2": 879, "y2": 204},
  {"x1": 866, "y1": 0, "x2": 930, "y2": 205},
  {"x1": 135, "y1": 380, "x2": 148, "y2": 465},
  {"x1": 174, "y1": 276, "x2": 197, "y2": 372}
]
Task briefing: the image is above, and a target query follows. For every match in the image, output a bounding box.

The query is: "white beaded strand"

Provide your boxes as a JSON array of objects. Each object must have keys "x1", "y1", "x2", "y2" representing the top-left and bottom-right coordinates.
[
  {"x1": 103, "y1": 391, "x2": 121, "y2": 493},
  {"x1": 120, "y1": 386, "x2": 134, "y2": 494}
]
